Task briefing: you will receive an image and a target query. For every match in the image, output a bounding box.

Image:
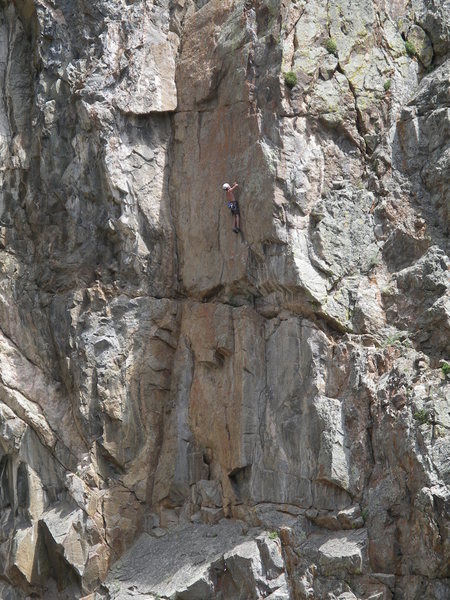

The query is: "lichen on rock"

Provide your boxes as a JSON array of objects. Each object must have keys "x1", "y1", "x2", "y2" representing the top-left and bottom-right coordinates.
[{"x1": 0, "y1": 0, "x2": 448, "y2": 599}]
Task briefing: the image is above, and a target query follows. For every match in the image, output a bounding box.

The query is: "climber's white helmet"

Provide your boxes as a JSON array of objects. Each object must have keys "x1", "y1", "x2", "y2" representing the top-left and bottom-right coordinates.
[{"x1": 222, "y1": 183, "x2": 231, "y2": 190}]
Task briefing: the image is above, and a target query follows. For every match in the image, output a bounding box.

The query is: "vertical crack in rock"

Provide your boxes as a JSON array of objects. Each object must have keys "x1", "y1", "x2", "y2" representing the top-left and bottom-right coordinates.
[{"x1": 0, "y1": 1, "x2": 448, "y2": 599}]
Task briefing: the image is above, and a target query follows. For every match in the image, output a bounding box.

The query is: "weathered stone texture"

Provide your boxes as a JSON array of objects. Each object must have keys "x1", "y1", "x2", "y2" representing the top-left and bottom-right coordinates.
[{"x1": 0, "y1": 0, "x2": 448, "y2": 599}]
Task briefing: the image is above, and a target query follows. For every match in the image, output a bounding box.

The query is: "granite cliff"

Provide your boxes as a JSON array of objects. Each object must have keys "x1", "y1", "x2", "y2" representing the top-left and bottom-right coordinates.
[{"x1": 0, "y1": 1, "x2": 448, "y2": 599}]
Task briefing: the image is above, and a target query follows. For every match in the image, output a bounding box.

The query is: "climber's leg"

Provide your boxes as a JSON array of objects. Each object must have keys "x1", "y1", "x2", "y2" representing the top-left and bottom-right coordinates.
[{"x1": 232, "y1": 203, "x2": 240, "y2": 233}]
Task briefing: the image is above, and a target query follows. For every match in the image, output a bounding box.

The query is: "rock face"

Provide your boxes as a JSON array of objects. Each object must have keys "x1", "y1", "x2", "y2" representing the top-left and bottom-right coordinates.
[
  {"x1": 104, "y1": 521, "x2": 289, "y2": 600},
  {"x1": 0, "y1": 1, "x2": 448, "y2": 599}
]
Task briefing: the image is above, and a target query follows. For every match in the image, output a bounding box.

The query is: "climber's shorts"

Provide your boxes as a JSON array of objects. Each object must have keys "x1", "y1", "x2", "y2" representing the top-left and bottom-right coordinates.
[{"x1": 228, "y1": 201, "x2": 240, "y2": 215}]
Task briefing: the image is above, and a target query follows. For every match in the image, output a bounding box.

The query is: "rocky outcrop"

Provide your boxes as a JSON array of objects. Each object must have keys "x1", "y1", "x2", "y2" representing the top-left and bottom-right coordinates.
[
  {"x1": 104, "y1": 521, "x2": 289, "y2": 599},
  {"x1": 0, "y1": 1, "x2": 448, "y2": 599}
]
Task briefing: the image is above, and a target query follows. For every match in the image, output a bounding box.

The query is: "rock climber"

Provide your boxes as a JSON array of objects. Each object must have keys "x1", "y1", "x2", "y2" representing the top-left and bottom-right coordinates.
[{"x1": 222, "y1": 182, "x2": 240, "y2": 233}]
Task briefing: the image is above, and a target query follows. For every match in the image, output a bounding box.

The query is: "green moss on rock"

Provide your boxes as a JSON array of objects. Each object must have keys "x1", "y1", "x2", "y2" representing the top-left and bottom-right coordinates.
[
  {"x1": 325, "y1": 37, "x2": 338, "y2": 56},
  {"x1": 284, "y1": 71, "x2": 298, "y2": 89}
]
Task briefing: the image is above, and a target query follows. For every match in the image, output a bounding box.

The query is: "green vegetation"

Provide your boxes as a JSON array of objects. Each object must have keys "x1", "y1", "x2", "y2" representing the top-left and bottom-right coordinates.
[
  {"x1": 441, "y1": 361, "x2": 450, "y2": 376},
  {"x1": 268, "y1": 530, "x2": 279, "y2": 540},
  {"x1": 384, "y1": 79, "x2": 391, "y2": 92},
  {"x1": 325, "y1": 37, "x2": 338, "y2": 56},
  {"x1": 368, "y1": 252, "x2": 380, "y2": 269},
  {"x1": 382, "y1": 334, "x2": 403, "y2": 348},
  {"x1": 361, "y1": 508, "x2": 369, "y2": 523},
  {"x1": 284, "y1": 71, "x2": 298, "y2": 89},
  {"x1": 414, "y1": 409, "x2": 430, "y2": 425},
  {"x1": 405, "y1": 40, "x2": 417, "y2": 57},
  {"x1": 381, "y1": 332, "x2": 412, "y2": 349}
]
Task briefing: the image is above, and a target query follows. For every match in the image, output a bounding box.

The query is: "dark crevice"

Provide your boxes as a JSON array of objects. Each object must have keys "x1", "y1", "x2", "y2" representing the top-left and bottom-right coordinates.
[
  {"x1": 228, "y1": 465, "x2": 252, "y2": 504},
  {"x1": 335, "y1": 63, "x2": 366, "y2": 154}
]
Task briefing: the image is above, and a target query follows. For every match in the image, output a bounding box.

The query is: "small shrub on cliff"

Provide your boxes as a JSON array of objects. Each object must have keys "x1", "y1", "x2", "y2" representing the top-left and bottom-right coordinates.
[
  {"x1": 368, "y1": 252, "x2": 380, "y2": 269},
  {"x1": 384, "y1": 79, "x2": 391, "y2": 92},
  {"x1": 414, "y1": 409, "x2": 429, "y2": 425},
  {"x1": 405, "y1": 40, "x2": 417, "y2": 57},
  {"x1": 268, "y1": 530, "x2": 279, "y2": 540},
  {"x1": 441, "y1": 361, "x2": 450, "y2": 376},
  {"x1": 383, "y1": 334, "x2": 402, "y2": 348},
  {"x1": 325, "y1": 37, "x2": 338, "y2": 56},
  {"x1": 284, "y1": 71, "x2": 298, "y2": 89}
]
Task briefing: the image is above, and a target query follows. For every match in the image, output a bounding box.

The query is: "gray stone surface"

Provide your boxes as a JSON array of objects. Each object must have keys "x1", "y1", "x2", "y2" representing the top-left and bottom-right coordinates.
[
  {"x1": 104, "y1": 521, "x2": 289, "y2": 600},
  {"x1": 0, "y1": 0, "x2": 448, "y2": 599}
]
